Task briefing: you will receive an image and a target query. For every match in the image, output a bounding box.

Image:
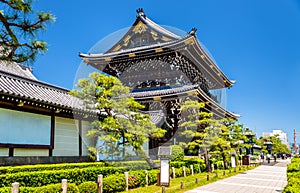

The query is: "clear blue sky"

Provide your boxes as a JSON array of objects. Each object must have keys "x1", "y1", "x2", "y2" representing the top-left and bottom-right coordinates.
[{"x1": 32, "y1": 0, "x2": 300, "y2": 144}]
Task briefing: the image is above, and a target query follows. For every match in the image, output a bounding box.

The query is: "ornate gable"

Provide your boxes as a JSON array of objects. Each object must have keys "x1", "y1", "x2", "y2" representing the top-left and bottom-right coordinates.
[{"x1": 106, "y1": 8, "x2": 180, "y2": 53}]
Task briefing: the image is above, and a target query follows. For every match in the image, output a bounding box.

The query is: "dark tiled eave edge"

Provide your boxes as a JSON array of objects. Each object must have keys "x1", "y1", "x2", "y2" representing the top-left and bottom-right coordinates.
[
  {"x1": 129, "y1": 85, "x2": 240, "y2": 119},
  {"x1": 79, "y1": 37, "x2": 181, "y2": 59},
  {"x1": 0, "y1": 69, "x2": 88, "y2": 113},
  {"x1": 80, "y1": 35, "x2": 234, "y2": 89}
]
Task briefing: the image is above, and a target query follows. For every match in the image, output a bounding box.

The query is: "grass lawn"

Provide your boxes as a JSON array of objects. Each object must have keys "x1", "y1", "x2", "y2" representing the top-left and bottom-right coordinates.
[{"x1": 121, "y1": 166, "x2": 256, "y2": 193}]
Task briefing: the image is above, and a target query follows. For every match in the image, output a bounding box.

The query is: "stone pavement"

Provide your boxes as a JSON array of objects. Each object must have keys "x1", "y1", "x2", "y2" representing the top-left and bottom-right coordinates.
[{"x1": 185, "y1": 159, "x2": 290, "y2": 193}]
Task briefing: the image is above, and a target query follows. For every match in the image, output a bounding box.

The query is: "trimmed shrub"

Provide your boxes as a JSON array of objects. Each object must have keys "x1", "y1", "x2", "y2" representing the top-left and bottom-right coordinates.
[
  {"x1": 128, "y1": 170, "x2": 146, "y2": 188},
  {"x1": 287, "y1": 160, "x2": 300, "y2": 173},
  {"x1": 0, "y1": 167, "x2": 126, "y2": 187},
  {"x1": 0, "y1": 187, "x2": 36, "y2": 193},
  {"x1": 170, "y1": 145, "x2": 184, "y2": 161},
  {"x1": 78, "y1": 181, "x2": 97, "y2": 193},
  {"x1": 171, "y1": 157, "x2": 206, "y2": 172},
  {"x1": 106, "y1": 160, "x2": 159, "y2": 170},
  {"x1": 103, "y1": 174, "x2": 126, "y2": 193},
  {"x1": 283, "y1": 177, "x2": 300, "y2": 193},
  {"x1": 283, "y1": 158, "x2": 300, "y2": 193},
  {"x1": 170, "y1": 161, "x2": 186, "y2": 168},
  {"x1": 0, "y1": 162, "x2": 106, "y2": 175},
  {"x1": 148, "y1": 170, "x2": 159, "y2": 185},
  {"x1": 34, "y1": 183, "x2": 79, "y2": 193},
  {"x1": 0, "y1": 183, "x2": 79, "y2": 193}
]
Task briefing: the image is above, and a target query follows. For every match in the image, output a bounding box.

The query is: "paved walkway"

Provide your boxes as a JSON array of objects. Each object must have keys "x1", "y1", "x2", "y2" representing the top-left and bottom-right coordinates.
[{"x1": 186, "y1": 159, "x2": 290, "y2": 193}]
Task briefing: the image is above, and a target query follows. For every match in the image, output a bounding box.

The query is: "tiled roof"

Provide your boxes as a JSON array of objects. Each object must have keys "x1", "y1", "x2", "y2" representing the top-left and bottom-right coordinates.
[
  {"x1": 0, "y1": 61, "x2": 83, "y2": 110},
  {"x1": 129, "y1": 84, "x2": 198, "y2": 99},
  {"x1": 0, "y1": 61, "x2": 37, "y2": 80}
]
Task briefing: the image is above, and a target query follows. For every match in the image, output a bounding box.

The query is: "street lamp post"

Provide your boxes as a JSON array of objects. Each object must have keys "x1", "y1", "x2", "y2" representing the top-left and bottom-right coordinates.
[
  {"x1": 264, "y1": 140, "x2": 273, "y2": 164},
  {"x1": 264, "y1": 141, "x2": 273, "y2": 154},
  {"x1": 244, "y1": 128, "x2": 255, "y2": 155}
]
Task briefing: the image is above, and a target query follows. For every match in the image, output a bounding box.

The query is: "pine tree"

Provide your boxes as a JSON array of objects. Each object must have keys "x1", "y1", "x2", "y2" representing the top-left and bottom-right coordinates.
[
  {"x1": 0, "y1": 0, "x2": 55, "y2": 63},
  {"x1": 70, "y1": 72, "x2": 165, "y2": 168}
]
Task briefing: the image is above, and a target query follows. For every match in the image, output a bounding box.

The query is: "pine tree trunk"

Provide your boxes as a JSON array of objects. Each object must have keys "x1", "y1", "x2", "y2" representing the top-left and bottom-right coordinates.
[
  {"x1": 135, "y1": 146, "x2": 159, "y2": 168},
  {"x1": 202, "y1": 147, "x2": 211, "y2": 172},
  {"x1": 222, "y1": 153, "x2": 228, "y2": 169}
]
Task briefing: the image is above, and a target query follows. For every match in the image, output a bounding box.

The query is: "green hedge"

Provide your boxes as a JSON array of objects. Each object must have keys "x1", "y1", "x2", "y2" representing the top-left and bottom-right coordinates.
[
  {"x1": 0, "y1": 158, "x2": 206, "y2": 192},
  {"x1": 106, "y1": 160, "x2": 160, "y2": 170},
  {"x1": 171, "y1": 158, "x2": 206, "y2": 172},
  {"x1": 78, "y1": 181, "x2": 97, "y2": 193},
  {"x1": 0, "y1": 159, "x2": 204, "y2": 175},
  {"x1": 0, "y1": 166, "x2": 199, "y2": 193},
  {"x1": 0, "y1": 162, "x2": 106, "y2": 175},
  {"x1": 170, "y1": 145, "x2": 184, "y2": 161},
  {"x1": 0, "y1": 160, "x2": 162, "y2": 175},
  {"x1": 0, "y1": 183, "x2": 79, "y2": 193},
  {"x1": 76, "y1": 170, "x2": 160, "y2": 193},
  {"x1": 283, "y1": 158, "x2": 300, "y2": 193},
  {"x1": 0, "y1": 166, "x2": 126, "y2": 187}
]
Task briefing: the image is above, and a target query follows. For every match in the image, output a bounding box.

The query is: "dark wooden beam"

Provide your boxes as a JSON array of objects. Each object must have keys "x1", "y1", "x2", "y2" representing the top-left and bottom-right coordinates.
[
  {"x1": 78, "y1": 119, "x2": 82, "y2": 156},
  {"x1": 8, "y1": 147, "x2": 13, "y2": 157},
  {"x1": 0, "y1": 144, "x2": 50, "y2": 149}
]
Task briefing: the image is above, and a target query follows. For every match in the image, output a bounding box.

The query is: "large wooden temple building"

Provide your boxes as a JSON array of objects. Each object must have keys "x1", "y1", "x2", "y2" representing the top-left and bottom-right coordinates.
[
  {"x1": 0, "y1": 9, "x2": 239, "y2": 164},
  {"x1": 80, "y1": 8, "x2": 239, "y2": 157}
]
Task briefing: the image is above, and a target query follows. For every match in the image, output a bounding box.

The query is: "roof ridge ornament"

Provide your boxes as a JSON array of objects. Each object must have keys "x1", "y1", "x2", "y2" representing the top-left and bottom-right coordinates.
[
  {"x1": 188, "y1": 28, "x2": 197, "y2": 36},
  {"x1": 136, "y1": 8, "x2": 146, "y2": 18}
]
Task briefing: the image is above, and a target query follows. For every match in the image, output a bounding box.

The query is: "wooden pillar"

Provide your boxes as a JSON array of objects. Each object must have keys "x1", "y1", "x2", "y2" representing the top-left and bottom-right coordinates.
[
  {"x1": 125, "y1": 172, "x2": 129, "y2": 191},
  {"x1": 11, "y1": 182, "x2": 19, "y2": 193},
  {"x1": 145, "y1": 170, "x2": 148, "y2": 187},
  {"x1": 78, "y1": 119, "x2": 82, "y2": 156},
  {"x1": 61, "y1": 179, "x2": 67, "y2": 193},
  {"x1": 162, "y1": 186, "x2": 166, "y2": 193},
  {"x1": 49, "y1": 111, "x2": 55, "y2": 157},
  {"x1": 180, "y1": 182, "x2": 184, "y2": 189},
  {"x1": 9, "y1": 147, "x2": 13, "y2": 157},
  {"x1": 172, "y1": 167, "x2": 176, "y2": 179},
  {"x1": 97, "y1": 175, "x2": 103, "y2": 193}
]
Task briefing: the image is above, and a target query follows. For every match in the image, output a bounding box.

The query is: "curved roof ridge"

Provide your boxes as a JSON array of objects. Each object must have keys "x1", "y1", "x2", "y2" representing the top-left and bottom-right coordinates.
[
  {"x1": 0, "y1": 60, "x2": 37, "y2": 80},
  {"x1": 138, "y1": 13, "x2": 181, "y2": 40},
  {"x1": 0, "y1": 69, "x2": 69, "y2": 93}
]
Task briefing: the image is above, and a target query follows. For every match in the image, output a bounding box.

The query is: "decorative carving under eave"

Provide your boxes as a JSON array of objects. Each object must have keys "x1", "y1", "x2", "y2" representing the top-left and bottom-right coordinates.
[{"x1": 132, "y1": 21, "x2": 148, "y2": 34}]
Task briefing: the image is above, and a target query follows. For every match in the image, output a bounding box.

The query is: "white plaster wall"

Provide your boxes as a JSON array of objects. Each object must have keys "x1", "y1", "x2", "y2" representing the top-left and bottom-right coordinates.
[
  {"x1": 0, "y1": 108, "x2": 51, "y2": 145},
  {"x1": 14, "y1": 148, "x2": 48, "y2": 156},
  {"x1": 53, "y1": 117, "x2": 79, "y2": 156},
  {"x1": 0, "y1": 148, "x2": 8, "y2": 156},
  {"x1": 81, "y1": 121, "x2": 93, "y2": 156}
]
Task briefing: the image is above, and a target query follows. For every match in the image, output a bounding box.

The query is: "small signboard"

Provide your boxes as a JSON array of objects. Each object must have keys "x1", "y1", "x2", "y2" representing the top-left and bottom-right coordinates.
[
  {"x1": 160, "y1": 158, "x2": 170, "y2": 186},
  {"x1": 231, "y1": 155, "x2": 236, "y2": 168},
  {"x1": 158, "y1": 146, "x2": 171, "y2": 158}
]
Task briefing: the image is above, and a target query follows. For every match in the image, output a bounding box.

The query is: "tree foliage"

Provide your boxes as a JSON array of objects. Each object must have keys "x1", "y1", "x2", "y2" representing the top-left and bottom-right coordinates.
[
  {"x1": 70, "y1": 72, "x2": 165, "y2": 167},
  {"x1": 259, "y1": 135, "x2": 291, "y2": 154},
  {"x1": 179, "y1": 99, "x2": 247, "y2": 169},
  {"x1": 0, "y1": 0, "x2": 55, "y2": 63},
  {"x1": 179, "y1": 100, "x2": 214, "y2": 171}
]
